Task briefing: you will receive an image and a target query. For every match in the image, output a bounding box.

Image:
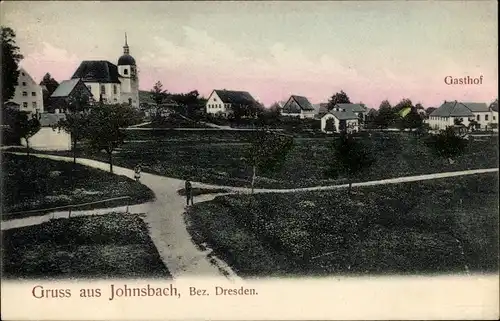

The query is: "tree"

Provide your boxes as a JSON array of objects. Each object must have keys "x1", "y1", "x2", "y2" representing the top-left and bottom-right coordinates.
[
  {"x1": 1, "y1": 26, "x2": 24, "y2": 103},
  {"x1": 375, "y1": 100, "x2": 394, "y2": 129},
  {"x1": 328, "y1": 132, "x2": 374, "y2": 195},
  {"x1": 39, "y1": 73, "x2": 59, "y2": 107},
  {"x1": 242, "y1": 130, "x2": 294, "y2": 193},
  {"x1": 327, "y1": 90, "x2": 351, "y2": 110},
  {"x1": 150, "y1": 81, "x2": 169, "y2": 117},
  {"x1": 425, "y1": 127, "x2": 467, "y2": 164},
  {"x1": 15, "y1": 112, "x2": 41, "y2": 156},
  {"x1": 86, "y1": 104, "x2": 137, "y2": 173},
  {"x1": 55, "y1": 112, "x2": 90, "y2": 165}
]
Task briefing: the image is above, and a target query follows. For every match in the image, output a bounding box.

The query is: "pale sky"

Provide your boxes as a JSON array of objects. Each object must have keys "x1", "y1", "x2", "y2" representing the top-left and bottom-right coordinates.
[{"x1": 2, "y1": 1, "x2": 498, "y2": 107}]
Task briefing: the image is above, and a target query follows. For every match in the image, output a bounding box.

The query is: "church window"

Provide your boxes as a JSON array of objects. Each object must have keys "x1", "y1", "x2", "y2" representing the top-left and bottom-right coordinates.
[
  {"x1": 100, "y1": 85, "x2": 106, "y2": 94},
  {"x1": 32, "y1": 92, "x2": 36, "y2": 96},
  {"x1": 124, "y1": 69, "x2": 128, "y2": 75},
  {"x1": 22, "y1": 82, "x2": 26, "y2": 86},
  {"x1": 23, "y1": 102, "x2": 28, "y2": 108},
  {"x1": 113, "y1": 85, "x2": 117, "y2": 95},
  {"x1": 22, "y1": 91, "x2": 27, "y2": 96}
]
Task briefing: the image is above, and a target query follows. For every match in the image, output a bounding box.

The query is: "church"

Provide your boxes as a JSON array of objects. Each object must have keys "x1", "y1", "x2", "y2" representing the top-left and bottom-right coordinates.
[{"x1": 64, "y1": 34, "x2": 140, "y2": 108}]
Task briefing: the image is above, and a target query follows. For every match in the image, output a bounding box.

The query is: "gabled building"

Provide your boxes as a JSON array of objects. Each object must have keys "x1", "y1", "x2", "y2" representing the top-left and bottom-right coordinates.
[
  {"x1": 7, "y1": 68, "x2": 44, "y2": 115},
  {"x1": 320, "y1": 106, "x2": 360, "y2": 134},
  {"x1": 69, "y1": 34, "x2": 140, "y2": 108},
  {"x1": 205, "y1": 89, "x2": 258, "y2": 117},
  {"x1": 281, "y1": 95, "x2": 316, "y2": 119},
  {"x1": 49, "y1": 78, "x2": 94, "y2": 113},
  {"x1": 426, "y1": 101, "x2": 498, "y2": 130}
]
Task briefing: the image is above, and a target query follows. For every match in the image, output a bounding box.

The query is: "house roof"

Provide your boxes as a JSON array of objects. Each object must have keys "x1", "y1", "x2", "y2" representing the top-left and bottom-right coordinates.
[
  {"x1": 461, "y1": 102, "x2": 489, "y2": 112},
  {"x1": 289, "y1": 95, "x2": 315, "y2": 111},
  {"x1": 323, "y1": 110, "x2": 359, "y2": 120},
  {"x1": 39, "y1": 113, "x2": 66, "y2": 127},
  {"x1": 429, "y1": 101, "x2": 482, "y2": 117},
  {"x1": 71, "y1": 60, "x2": 121, "y2": 83},
  {"x1": 50, "y1": 79, "x2": 81, "y2": 98},
  {"x1": 213, "y1": 90, "x2": 257, "y2": 106},
  {"x1": 334, "y1": 103, "x2": 367, "y2": 113}
]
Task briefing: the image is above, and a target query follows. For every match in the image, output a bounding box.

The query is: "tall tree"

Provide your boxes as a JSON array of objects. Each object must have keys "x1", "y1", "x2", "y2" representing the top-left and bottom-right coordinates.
[
  {"x1": 242, "y1": 130, "x2": 294, "y2": 193},
  {"x1": 375, "y1": 100, "x2": 394, "y2": 129},
  {"x1": 328, "y1": 132, "x2": 374, "y2": 195},
  {"x1": 54, "y1": 86, "x2": 92, "y2": 163},
  {"x1": 86, "y1": 104, "x2": 137, "y2": 173},
  {"x1": 1, "y1": 26, "x2": 24, "y2": 103},
  {"x1": 15, "y1": 112, "x2": 41, "y2": 156},
  {"x1": 327, "y1": 90, "x2": 351, "y2": 110},
  {"x1": 39, "y1": 73, "x2": 59, "y2": 107}
]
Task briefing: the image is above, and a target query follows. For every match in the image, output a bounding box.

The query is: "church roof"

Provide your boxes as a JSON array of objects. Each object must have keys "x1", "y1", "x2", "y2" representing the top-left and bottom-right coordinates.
[
  {"x1": 118, "y1": 54, "x2": 136, "y2": 66},
  {"x1": 71, "y1": 60, "x2": 121, "y2": 84}
]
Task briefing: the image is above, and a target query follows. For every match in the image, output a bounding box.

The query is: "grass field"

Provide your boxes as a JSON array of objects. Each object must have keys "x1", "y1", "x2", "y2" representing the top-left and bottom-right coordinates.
[
  {"x1": 11, "y1": 130, "x2": 498, "y2": 189},
  {"x1": 1, "y1": 154, "x2": 155, "y2": 218},
  {"x1": 185, "y1": 173, "x2": 499, "y2": 277},
  {"x1": 1, "y1": 213, "x2": 170, "y2": 279}
]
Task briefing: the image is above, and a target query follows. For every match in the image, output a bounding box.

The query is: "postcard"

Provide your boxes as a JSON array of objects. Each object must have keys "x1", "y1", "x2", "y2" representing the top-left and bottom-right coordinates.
[{"x1": 1, "y1": 1, "x2": 498, "y2": 320}]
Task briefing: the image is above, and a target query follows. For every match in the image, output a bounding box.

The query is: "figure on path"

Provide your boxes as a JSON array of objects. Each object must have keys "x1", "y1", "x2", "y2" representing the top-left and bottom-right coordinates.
[
  {"x1": 185, "y1": 179, "x2": 194, "y2": 206},
  {"x1": 134, "y1": 164, "x2": 142, "y2": 182}
]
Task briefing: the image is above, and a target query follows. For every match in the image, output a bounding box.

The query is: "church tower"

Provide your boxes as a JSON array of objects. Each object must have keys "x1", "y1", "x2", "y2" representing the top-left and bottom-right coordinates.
[{"x1": 118, "y1": 33, "x2": 139, "y2": 108}]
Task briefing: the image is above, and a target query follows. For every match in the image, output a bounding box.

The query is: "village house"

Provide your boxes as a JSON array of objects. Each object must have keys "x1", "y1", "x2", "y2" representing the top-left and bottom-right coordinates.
[
  {"x1": 49, "y1": 78, "x2": 94, "y2": 113},
  {"x1": 7, "y1": 67, "x2": 44, "y2": 116},
  {"x1": 281, "y1": 95, "x2": 316, "y2": 119},
  {"x1": 320, "y1": 105, "x2": 360, "y2": 134},
  {"x1": 426, "y1": 101, "x2": 498, "y2": 131},
  {"x1": 205, "y1": 89, "x2": 258, "y2": 117}
]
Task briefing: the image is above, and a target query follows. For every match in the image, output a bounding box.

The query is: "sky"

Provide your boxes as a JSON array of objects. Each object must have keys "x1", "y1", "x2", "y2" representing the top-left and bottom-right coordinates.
[{"x1": 2, "y1": 1, "x2": 498, "y2": 107}]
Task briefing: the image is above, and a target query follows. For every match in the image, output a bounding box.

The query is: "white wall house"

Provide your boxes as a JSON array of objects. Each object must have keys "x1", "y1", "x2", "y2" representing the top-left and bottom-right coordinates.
[
  {"x1": 8, "y1": 68, "x2": 44, "y2": 115},
  {"x1": 205, "y1": 89, "x2": 257, "y2": 117},
  {"x1": 321, "y1": 108, "x2": 359, "y2": 134},
  {"x1": 426, "y1": 101, "x2": 498, "y2": 131},
  {"x1": 281, "y1": 95, "x2": 316, "y2": 119}
]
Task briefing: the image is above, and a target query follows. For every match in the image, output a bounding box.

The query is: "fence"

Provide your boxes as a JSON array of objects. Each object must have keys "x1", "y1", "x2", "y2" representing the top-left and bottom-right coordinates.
[{"x1": 2, "y1": 196, "x2": 132, "y2": 221}]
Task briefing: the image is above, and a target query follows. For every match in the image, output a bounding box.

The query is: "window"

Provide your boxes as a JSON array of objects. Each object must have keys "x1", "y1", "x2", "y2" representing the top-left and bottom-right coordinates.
[
  {"x1": 32, "y1": 102, "x2": 37, "y2": 108},
  {"x1": 21, "y1": 72, "x2": 25, "y2": 76},
  {"x1": 100, "y1": 85, "x2": 105, "y2": 94},
  {"x1": 113, "y1": 85, "x2": 117, "y2": 95},
  {"x1": 494, "y1": 115, "x2": 496, "y2": 121},
  {"x1": 22, "y1": 82, "x2": 26, "y2": 86},
  {"x1": 485, "y1": 114, "x2": 489, "y2": 121},
  {"x1": 22, "y1": 91, "x2": 27, "y2": 96},
  {"x1": 124, "y1": 69, "x2": 128, "y2": 75},
  {"x1": 32, "y1": 92, "x2": 36, "y2": 96},
  {"x1": 23, "y1": 102, "x2": 28, "y2": 108}
]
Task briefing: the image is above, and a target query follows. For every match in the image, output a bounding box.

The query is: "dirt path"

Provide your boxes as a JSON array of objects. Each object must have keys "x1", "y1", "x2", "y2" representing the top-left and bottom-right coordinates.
[
  {"x1": 3, "y1": 152, "x2": 498, "y2": 281},
  {"x1": 3, "y1": 152, "x2": 240, "y2": 281}
]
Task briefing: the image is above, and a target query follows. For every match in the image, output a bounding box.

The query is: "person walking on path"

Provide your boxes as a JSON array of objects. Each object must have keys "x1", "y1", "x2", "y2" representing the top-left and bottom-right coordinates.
[
  {"x1": 185, "y1": 179, "x2": 194, "y2": 206},
  {"x1": 134, "y1": 164, "x2": 142, "y2": 182}
]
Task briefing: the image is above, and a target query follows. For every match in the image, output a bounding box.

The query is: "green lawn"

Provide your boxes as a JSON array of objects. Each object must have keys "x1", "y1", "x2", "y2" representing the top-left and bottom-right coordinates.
[
  {"x1": 185, "y1": 173, "x2": 499, "y2": 277},
  {"x1": 1, "y1": 154, "x2": 155, "y2": 218},
  {"x1": 1, "y1": 213, "x2": 170, "y2": 279},
  {"x1": 11, "y1": 130, "x2": 498, "y2": 189}
]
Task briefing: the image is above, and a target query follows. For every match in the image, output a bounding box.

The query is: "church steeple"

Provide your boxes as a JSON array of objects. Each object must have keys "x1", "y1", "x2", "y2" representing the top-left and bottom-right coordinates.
[{"x1": 123, "y1": 32, "x2": 130, "y2": 55}]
